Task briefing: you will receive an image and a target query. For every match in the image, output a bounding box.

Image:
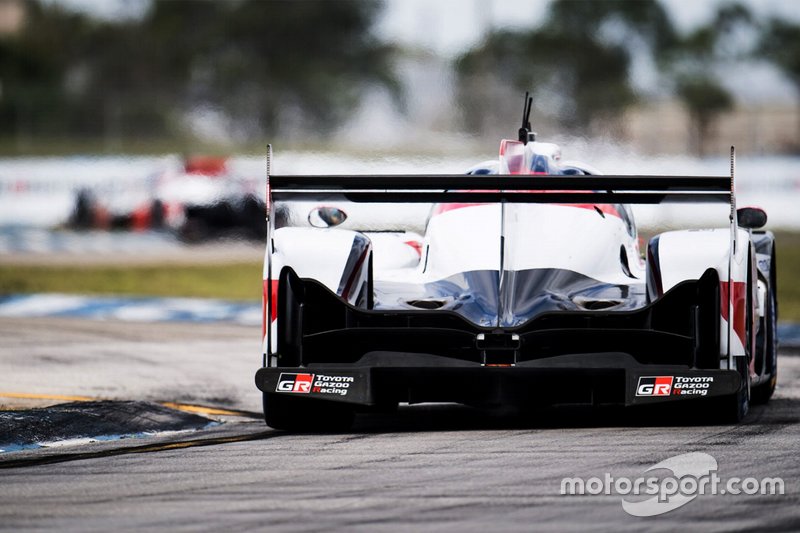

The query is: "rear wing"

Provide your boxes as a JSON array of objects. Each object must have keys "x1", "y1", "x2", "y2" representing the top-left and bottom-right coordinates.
[{"x1": 268, "y1": 174, "x2": 732, "y2": 205}]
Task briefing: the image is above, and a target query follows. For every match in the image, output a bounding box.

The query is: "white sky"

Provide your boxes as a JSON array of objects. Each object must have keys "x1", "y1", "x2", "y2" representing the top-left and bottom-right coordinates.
[{"x1": 377, "y1": 0, "x2": 800, "y2": 57}]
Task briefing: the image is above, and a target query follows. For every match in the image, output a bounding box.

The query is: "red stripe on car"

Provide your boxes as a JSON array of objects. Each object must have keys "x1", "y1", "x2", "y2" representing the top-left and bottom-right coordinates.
[
  {"x1": 262, "y1": 279, "x2": 279, "y2": 338},
  {"x1": 431, "y1": 201, "x2": 620, "y2": 218},
  {"x1": 721, "y1": 280, "x2": 747, "y2": 347}
]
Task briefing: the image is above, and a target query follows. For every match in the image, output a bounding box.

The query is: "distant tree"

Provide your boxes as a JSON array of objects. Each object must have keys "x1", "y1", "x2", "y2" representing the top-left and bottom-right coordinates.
[
  {"x1": 0, "y1": 0, "x2": 397, "y2": 148},
  {"x1": 456, "y1": 0, "x2": 675, "y2": 137},
  {"x1": 676, "y1": 77, "x2": 733, "y2": 156},
  {"x1": 0, "y1": 2, "x2": 99, "y2": 141},
  {"x1": 546, "y1": 0, "x2": 676, "y2": 52},
  {"x1": 131, "y1": 0, "x2": 398, "y2": 140},
  {"x1": 759, "y1": 18, "x2": 800, "y2": 146},
  {"x1": 659, "y1": 3, "x2": 751, "y2": 156}
]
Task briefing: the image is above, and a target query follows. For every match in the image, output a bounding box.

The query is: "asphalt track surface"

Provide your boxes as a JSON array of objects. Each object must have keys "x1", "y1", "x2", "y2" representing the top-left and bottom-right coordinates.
[{"x1": 1, "y1": 317, "x2": 799, "y2": 531}]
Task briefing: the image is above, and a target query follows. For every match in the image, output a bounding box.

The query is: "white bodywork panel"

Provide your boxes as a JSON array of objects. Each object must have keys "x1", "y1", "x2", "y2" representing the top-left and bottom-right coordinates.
[
  {"x1": 269, "y1": 227, "x2": 360, "y2": 293},
  {"x1": 655, "y1": 228, "x2": 750, "y2": 360},
  {"x1": 421, "y1": 203, "x2": 643, "y2": 286},
  {"x1": 656, "y1": 229, "x2": 738, "y2": 293}
]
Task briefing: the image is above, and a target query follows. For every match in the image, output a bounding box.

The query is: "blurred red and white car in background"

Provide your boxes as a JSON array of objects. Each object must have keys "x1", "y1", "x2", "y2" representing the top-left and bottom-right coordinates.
[{"x1": 69, "y1": 156, "x2": 266, "y2": 241}]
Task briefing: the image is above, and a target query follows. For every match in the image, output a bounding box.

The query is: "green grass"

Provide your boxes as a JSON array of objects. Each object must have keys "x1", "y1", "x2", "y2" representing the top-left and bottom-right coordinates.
[
  {"x1": 0, "y1": 262, "x2": 263, "y2": 302},
  {"x1": 0, "y1": 232, "x2": 798, "y2": 321},
  {"x1": 776, "y1": 232, "x2": 800, "y2": 322}
]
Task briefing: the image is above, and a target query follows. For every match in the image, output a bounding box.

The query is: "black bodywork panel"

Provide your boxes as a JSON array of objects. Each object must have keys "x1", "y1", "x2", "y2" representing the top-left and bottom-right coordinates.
[{"x1": 275, "y1": 265, "x2": 722, "y2": 371}]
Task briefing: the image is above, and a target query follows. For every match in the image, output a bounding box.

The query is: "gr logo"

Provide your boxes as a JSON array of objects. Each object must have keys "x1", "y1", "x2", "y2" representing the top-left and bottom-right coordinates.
[
  {"x1": 276, "y1": 373, "x2": 314, "y2": 393},
  {"x1": 636, "y1": 376, "x2": 673, "y2": 396}
]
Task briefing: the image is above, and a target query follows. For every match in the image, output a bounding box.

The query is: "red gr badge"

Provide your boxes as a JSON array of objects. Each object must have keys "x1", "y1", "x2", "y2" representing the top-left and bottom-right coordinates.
[
  {"x1": 636, "y1": 376, "x2": 673, "y2": 396},
  {"x1": 276, "y1": 373, "x2": 314, "y2": 393}
]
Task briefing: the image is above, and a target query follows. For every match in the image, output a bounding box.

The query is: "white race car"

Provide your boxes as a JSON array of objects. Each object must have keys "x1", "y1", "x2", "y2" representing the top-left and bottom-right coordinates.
[
  {"x1": 256, "y1": 98, "x2": 778, "y2": 430},
  {"x1": 70, "y1": 156, "x2": 265, "y2": 241}
]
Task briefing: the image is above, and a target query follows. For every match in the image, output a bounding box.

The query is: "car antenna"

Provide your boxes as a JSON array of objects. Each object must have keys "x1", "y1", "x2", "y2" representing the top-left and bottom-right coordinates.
[{"x1": 518, "y1": 92, "x2": 535, "y2": 144}]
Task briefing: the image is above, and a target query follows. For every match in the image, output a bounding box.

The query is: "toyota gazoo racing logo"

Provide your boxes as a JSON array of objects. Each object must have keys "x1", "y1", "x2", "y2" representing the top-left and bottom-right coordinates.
[
  {"x1": 276, "y1": 373, "x2": 354, "y2": 396},
  {"x1": 310, "y1": 374, "x2": 354, "y2": 396},
  {"x1": 276, "y1": 373, "x2": 314, "y2": 393},
  {"x1": 636, "y1": 376, "x2": 714, "y2": 397}
]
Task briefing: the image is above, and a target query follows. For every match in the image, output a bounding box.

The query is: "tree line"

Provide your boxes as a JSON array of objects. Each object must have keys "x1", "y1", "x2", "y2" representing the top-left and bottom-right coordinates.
[
  {"x1": 458, "y1": 0, "x2": 800, "y2": 155},
  {"x1": 1, "y1": 0, "x2": 799, "y2": 154},
  {"x1": 0, "y1": 0, "x2": 396, "y2": 147}
]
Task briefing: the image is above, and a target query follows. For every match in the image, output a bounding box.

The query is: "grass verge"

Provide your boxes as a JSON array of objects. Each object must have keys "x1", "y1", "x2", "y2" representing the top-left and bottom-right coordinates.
[
  {"x1": 0, "y1": 262, "x2": 262, "y2": 301},
  {"x1": 776, "y1": 232, "x2": 800, "y2": 322}
]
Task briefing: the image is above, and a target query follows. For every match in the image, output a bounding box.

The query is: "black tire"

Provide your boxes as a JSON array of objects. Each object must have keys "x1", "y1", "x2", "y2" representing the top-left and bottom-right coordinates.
[
  {"x1": 71, "y1": 189, "x2": 96, "y2": 229},
  {"x1": 150, "y1": 200, "x2": 166, "y2": 230},
  {"x1": 241, "y1": 195, "x2": 267, "y2": 240},
  {"x1": 263, "y1": 393, "x2": 355, "y2": 432},
  {"x1": 179, "y1": 216, "x2": 208, "y2": 243},
  {"x1": 697, "y1": 354, "x2": 750, "y2": 424},
  {"x1": 751, "y1": 374, "x2": 777, "y2": 405},
  {"x1": 723, "y1": 355, "x2": 751, "y2": 423},
  {"x1": 752, "y1": 284, "x2": 778, "y2": 404}
]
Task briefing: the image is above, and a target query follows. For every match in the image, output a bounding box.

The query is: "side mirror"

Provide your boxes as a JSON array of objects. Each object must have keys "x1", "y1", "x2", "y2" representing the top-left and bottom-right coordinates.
[
  {"x1": 308, "y1": 206, "x2": 347, "y2": 228},
  {"x1": 736, "y1": 207, "x2": 767, "y2": 229}
]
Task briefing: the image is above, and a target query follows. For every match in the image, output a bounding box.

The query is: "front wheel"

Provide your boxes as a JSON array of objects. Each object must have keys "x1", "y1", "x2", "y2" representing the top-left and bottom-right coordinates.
[{"x1": 263, "y1": 393, "x2": 355, "y2": 432}]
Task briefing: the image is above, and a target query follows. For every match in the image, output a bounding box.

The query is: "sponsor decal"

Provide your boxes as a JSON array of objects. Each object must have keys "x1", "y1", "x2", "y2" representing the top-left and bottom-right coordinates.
[
  {"x1": 636, "y1": 376, "x2": 673, "y2": 396},
  {"x1": 276, "y1": 373, "x2": 314, "y2": 393},
  {"x1": 312, "y1": 374, "x2": 354, "y2": 396},
  {"x1": 672, "y1": 376, "x2": 713, "y2": 396},
  {"x1": 276, "y1": 373, "x2": 355, "y2": 396},
  {"x1": 636, "y1": 376, "x2": 714, "y2": 397}
]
